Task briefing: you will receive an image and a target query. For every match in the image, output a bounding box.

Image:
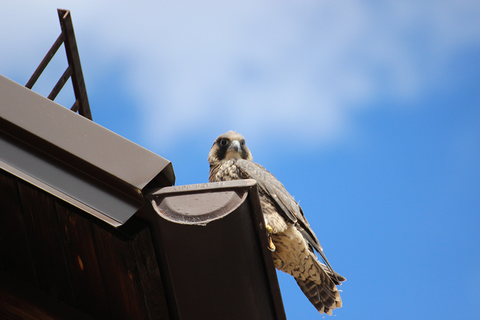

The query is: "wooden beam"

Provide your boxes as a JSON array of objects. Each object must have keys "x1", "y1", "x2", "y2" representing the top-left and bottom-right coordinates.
[{"x1": 0, "y1": 269, "x2": 95, "y2": 320}]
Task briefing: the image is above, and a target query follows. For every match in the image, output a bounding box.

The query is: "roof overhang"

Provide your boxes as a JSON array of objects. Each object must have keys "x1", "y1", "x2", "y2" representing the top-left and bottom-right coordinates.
[{"x1": 0, "y1": 75, "x2": 175, "y2": 227}]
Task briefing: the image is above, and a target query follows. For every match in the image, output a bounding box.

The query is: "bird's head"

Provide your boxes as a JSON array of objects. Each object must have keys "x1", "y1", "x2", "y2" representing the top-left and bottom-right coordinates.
[{"x1": 208, "y1": 131, "x2": 253, "y2": 165}]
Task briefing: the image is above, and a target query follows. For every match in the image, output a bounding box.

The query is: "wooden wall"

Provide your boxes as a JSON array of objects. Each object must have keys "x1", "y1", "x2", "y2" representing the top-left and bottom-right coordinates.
[{"x1": 0, "y1": 170, "x2": 170, "y2": 320}]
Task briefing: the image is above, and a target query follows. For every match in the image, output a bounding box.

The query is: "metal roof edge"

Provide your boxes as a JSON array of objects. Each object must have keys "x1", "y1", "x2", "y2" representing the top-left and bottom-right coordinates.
[
  {"x1": 0, "y1": 74, "x2": 175, "y2": 226},
  {"x1": 0, "y1": 75, "x2": 175, "y2": 188}
]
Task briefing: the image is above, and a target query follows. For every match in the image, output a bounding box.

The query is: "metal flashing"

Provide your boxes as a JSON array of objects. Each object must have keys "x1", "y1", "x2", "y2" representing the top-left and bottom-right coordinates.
[{"x1": 0, "y1": 74, "x2": 175, "y2": 226}]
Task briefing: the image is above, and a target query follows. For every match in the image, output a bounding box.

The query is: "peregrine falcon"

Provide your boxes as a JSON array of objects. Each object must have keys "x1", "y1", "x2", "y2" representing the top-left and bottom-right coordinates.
[{"x1": 208, "y1": 131, "x2": 345, "y2": 315}]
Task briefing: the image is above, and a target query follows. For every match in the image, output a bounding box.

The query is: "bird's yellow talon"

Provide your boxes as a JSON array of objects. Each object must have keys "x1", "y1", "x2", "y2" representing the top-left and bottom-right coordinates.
[
  {"x1": 274, "y1": 259, "x2": 284, "y2": 269},
  {"x1": 267, "y1": 235, "x2": 276, "y2": 252},
  {"x1": 266, "y1": 225, "x2": 273, "y2": 234}
]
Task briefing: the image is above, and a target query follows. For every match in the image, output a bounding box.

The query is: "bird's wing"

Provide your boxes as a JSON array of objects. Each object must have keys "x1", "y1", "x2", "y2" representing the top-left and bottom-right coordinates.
[
  {"x1": 236, "y1": 159, "x2": 322, "y2": 250},
  {"x1": 236, "y1": 159, "x2": 342, "y2": 283}
]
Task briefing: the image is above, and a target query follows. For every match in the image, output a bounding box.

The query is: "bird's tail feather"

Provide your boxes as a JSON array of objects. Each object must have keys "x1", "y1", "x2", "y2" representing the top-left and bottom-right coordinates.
[
  {"x1": 295, "y1": 278, "x2": 342, "y2": 315},
  {"x1": 295, "y1": 258, "x2": 344, "y2": 315}
]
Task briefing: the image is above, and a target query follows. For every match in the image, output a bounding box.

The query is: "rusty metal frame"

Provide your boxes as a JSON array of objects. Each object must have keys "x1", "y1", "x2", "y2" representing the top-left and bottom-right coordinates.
[{"x1": 25, "y1": 9, "x2": 92, "y2": 120}]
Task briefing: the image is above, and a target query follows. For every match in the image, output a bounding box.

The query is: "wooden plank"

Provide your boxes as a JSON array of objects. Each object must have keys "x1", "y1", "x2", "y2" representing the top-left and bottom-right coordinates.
[
  {"x1": 93, "y1": 219, "x2": 169, "y2": 320},
  {"x1": 0, "y1": 171, "x2": 36, "y2": 285},
  {"x1": 0, "y1": 269, "x2": 95, "y2": 320},
  {"x1": 17, "y1": 181, "x2": 74, "y2": 305},
  {"x1": 93, "y1": 223, "x2": 147, "y2": 319},
  {"x1": 129, "y1": 219, "x2": 170, "y2": 320},
  {"x1": 56, "y1": 203, "x2": 110, "y2": 319}
]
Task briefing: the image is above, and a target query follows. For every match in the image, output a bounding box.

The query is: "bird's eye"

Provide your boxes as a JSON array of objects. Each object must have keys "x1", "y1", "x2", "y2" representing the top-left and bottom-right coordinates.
[
  {"x1": 219, "y1": 138, "x2": 229, "y2": 146},
  {"x1": 240, "y1": 140, "x2": 245, "y2": 146}
]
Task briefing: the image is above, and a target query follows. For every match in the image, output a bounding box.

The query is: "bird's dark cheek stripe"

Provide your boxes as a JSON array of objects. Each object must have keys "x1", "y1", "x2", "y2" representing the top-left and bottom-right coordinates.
[{"x1": 216, "y1": 146, "x2": 227, "y2": 161}]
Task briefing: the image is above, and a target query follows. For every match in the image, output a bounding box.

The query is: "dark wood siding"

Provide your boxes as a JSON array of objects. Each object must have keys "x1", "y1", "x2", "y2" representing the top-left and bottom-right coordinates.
[{"x1": 0, "y1": 170, "x2": 170, "y2": 320}]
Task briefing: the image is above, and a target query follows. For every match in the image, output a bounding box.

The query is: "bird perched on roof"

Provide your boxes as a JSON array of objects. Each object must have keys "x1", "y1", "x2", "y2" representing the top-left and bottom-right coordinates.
[{"x1": 208, "y1": 131, "x2": 345, "y2": 315}]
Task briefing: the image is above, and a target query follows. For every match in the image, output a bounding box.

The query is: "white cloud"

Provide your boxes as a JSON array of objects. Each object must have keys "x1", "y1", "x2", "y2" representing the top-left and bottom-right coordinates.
[{"x1": 1, "y1": 1, "x2": 479, "y2": 150}]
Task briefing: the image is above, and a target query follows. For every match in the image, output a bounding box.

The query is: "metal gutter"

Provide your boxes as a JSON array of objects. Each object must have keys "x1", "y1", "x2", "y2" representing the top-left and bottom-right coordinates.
[{"x1": 142, "y1": 180, "x2": 287, "y2": 320}]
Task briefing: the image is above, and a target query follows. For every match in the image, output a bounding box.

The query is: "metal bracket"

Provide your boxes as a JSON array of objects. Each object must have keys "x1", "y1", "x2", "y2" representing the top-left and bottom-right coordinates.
[{"x1": 25, "y1": 9, "x2": 92, "y2": 120}]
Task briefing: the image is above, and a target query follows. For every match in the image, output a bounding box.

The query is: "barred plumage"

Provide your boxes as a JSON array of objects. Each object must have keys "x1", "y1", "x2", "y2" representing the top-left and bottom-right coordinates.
[{"x1": 208, "y1": 131, "x2": 345, "y2": 315}]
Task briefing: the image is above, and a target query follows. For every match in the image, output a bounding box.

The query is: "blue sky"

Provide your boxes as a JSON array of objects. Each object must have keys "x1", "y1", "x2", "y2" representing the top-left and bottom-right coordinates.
[{"x1": 1, "y1": 1, "x2": 480, "y2": 319}]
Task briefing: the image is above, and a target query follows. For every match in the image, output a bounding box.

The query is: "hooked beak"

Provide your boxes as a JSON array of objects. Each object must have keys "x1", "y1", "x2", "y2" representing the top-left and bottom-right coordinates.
[{"x1": 229, "y1": 140, "x2": 241, "y2": 152}]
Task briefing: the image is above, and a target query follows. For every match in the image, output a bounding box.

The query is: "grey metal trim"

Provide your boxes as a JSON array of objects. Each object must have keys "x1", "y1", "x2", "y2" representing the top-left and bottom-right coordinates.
[{"x1": 0, "y1": 75, "x2": 175, "y2": 226}]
